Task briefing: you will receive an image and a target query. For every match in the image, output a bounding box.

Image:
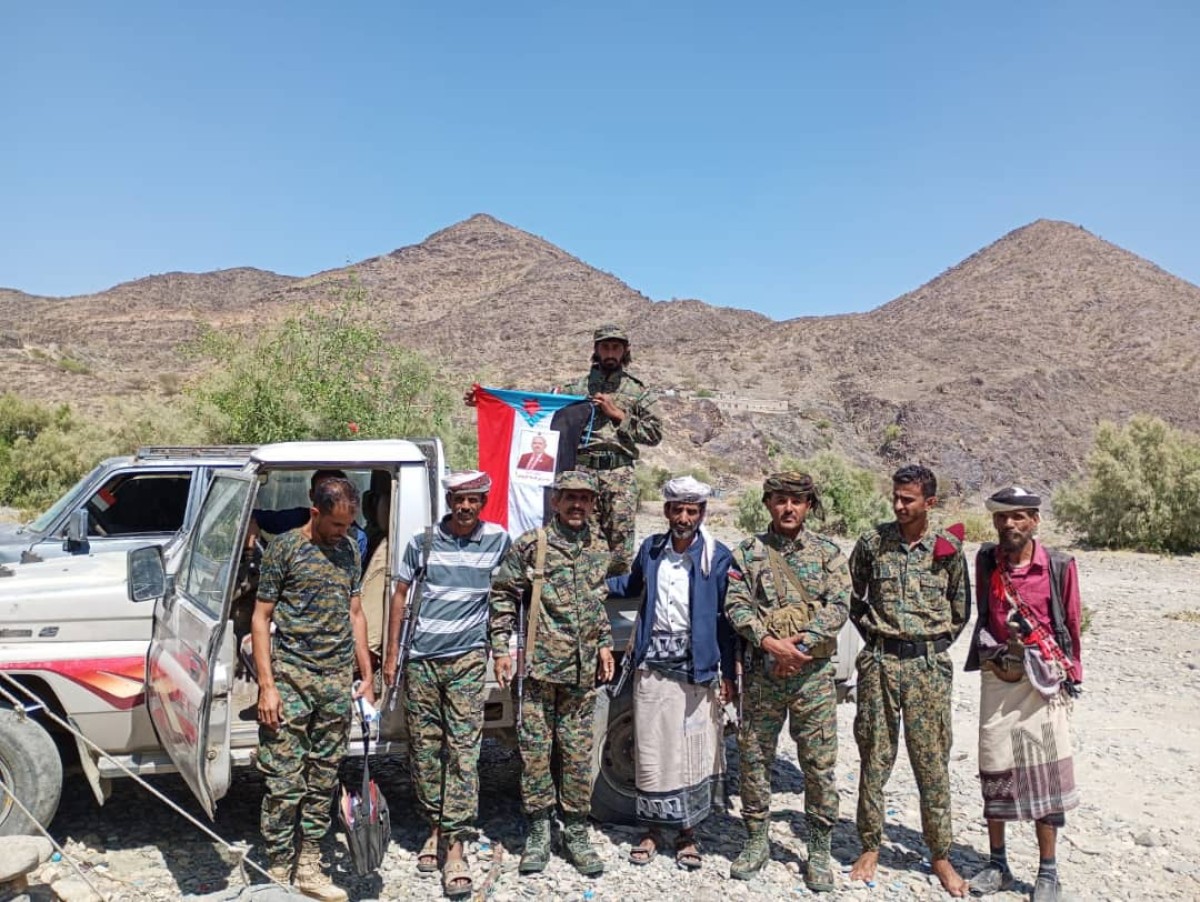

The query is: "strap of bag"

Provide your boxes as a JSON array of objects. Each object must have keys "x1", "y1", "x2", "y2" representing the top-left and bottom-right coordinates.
[
  {"x1": 525, "y1": 528, "x2": 548, "y2": 667},
  {"x1": 766, "y1": 544, "x2": 813, "y2": 608}
]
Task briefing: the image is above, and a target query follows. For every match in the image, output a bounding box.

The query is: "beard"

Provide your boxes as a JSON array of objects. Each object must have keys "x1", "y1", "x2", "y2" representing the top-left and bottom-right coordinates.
[{"x1": 670, "y1": 523, "x2": 698, "y2": 542}]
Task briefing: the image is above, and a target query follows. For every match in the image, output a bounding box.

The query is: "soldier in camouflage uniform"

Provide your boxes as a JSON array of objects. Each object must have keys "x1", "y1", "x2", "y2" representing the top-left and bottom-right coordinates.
[
  {"x1": 847, "y1": 464, "x2": 971, "y2": 896},
  {"x1": 252, "y1": 477, "x2": 374, "y2": 902},
  {"x1": 725, "y1": 472, "x2": 850, "y2": 892},
  {"x1": 489, "y1": 470, "x2": 617, "y2": 876},
  {"x1": 558, "y1": 324, "x2": 662, "y2": 575},
  {"x1": 382, "y1": 471, "x2": 511, "y2": 896}
]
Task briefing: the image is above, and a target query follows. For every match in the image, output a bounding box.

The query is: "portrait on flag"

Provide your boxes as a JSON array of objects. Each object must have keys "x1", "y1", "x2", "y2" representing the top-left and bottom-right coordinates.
[{"x1": 514, "y1": 430, "x2": 559, "y2": 484}]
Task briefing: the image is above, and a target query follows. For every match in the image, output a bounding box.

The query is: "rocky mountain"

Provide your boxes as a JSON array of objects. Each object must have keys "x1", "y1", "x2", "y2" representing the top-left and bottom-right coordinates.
[{"x1": 4, "y1": 214, "x2": 1198, "y2": 498}]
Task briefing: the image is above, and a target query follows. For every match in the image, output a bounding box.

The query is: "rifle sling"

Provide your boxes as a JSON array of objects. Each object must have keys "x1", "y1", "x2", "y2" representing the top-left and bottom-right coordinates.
[
  {"x1": 524, "y1": 527, "x2": 548, "y2": 670},
  {"x1": 402, "y1": 526, "x2": 435, "y2": 660}
]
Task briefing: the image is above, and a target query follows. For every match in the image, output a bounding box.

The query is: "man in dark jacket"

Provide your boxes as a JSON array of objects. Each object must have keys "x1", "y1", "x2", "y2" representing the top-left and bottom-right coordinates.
[{"x1": 606, "y1": 476, "x2": 735, "y2": 870}]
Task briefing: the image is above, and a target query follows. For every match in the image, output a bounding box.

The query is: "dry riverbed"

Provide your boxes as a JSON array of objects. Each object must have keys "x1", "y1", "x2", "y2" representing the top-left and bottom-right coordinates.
[{"x1": 13, "y1": 542, "x2": 1200, "y2": 901}]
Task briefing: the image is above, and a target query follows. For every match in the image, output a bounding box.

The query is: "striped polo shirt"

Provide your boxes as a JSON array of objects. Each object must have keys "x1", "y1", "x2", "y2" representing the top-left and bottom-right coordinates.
[{"x1": 398, "y1": 516, "x2": 512, "y2": 661}]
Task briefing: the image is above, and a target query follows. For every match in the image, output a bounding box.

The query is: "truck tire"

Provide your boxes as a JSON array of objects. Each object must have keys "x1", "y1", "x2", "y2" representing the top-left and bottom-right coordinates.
[
  {"x1": 589, "y1": 688, "x2": 637, "y2": 825},
  {"x1": 0, "y1": 709, "x2": 63, "y2": 836}
]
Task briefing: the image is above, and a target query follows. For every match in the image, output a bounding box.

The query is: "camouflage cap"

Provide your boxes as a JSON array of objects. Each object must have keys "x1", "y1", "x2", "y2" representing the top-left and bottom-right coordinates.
[
  {"x1": 762, "y1": 471, "x2": 815, "y2": 498},
  {"x1": 593, "y1": 324, "x2": 629, "y2": 343},
  {"x1": 553, "y1": 469, "x2": 599, "y2": 493}
]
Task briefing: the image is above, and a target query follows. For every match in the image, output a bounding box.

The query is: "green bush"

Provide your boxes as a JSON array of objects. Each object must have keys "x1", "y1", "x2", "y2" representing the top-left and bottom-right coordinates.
[
  {"x1": 735, "y1": 487, "x2": 770, "y2": 533},
  {"x1": 0, "y1": 421, "x2": 117, "y2": 512},
  {"x1": 789, "y1": 452, "x2": 891, "y2": 537},
  {"x1": 188, "y1": 285, "x2": 477, "y2": 467},
  {"x1": 635, "y1": 465, "x2": 672, "y2": 507},
  {"x1": 1053, "y1": 416, "x2": 1200, "y2": 553}
]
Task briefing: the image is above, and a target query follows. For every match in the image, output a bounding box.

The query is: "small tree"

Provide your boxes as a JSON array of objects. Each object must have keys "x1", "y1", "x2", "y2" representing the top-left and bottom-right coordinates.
[
  {"x1": 736, "y1": 487, "x2": 770, "y2": 534},
  {"x1": 1054, "y1": 416, "x2": 1200, "y2": 553},
  {"x1": 789, "y1": 452, "x2": 891, "y2": 538},
  {"x1": 188, "y1": 285, "x2": 477, "y2": 466}
]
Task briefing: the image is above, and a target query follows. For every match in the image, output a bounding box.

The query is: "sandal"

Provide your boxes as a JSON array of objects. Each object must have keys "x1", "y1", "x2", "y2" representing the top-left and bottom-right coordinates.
[
  {"x1": 417, "y1": 834, "x2": 440, "y2": 876},
  {"x1": 628, "y1": 831, "x2": 661, "y2": 866},
  {"x1": 675, "y1": 833, "x2": 702, "y2": 871},
  {"x1": 442, "y1": 858, "x2": 473, "y2": 898}
]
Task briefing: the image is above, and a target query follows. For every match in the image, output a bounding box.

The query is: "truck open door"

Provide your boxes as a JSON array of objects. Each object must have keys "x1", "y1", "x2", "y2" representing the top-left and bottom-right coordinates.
[{"x1": 145, "y1": 471, "x2": 255, "y2": 817}]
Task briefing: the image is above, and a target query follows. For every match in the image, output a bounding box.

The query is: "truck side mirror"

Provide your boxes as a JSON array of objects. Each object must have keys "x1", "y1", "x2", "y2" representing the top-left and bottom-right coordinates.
[
  {"x1": 128, "y1": 545, "x2": 166, "y2": 603},
  {"x1": 65, "y1": 508, "x2": 90, "y2": 554}
]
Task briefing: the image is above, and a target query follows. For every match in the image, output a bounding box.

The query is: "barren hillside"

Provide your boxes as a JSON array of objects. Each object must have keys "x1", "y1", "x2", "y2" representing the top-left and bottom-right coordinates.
[{"x1": 4, "y1": 215, "x2": 1198, "y2": 497}]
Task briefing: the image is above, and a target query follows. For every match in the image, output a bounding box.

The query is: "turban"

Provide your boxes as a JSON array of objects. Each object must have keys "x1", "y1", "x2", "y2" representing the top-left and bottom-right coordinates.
[
  {"x1": 985, "y1": 486, "x2": 1042, "y2": 512},
  {"x1": 662, "y1": 475, "x2": 711, "y2": 503},
  {"x1": 443, "y1": 470, "x2": 492, "y2": 494},
  {"x1": 553, "y1": 470, "x2": 599, "y2": 493},
  {"x1": 762, "y1": 471, "x2": 815, "y2": 497}
]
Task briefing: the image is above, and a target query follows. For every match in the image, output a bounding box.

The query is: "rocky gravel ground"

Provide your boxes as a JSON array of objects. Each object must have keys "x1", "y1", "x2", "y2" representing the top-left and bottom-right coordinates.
[{"x1": 9, "y1": 543, "x2": 1200, "y2": 902}]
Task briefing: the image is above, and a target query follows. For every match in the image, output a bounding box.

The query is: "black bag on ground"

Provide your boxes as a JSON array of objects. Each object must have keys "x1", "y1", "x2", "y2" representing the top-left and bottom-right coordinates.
[{"x1": 337, "y1": 702, "x2": 390, "y2": 876}]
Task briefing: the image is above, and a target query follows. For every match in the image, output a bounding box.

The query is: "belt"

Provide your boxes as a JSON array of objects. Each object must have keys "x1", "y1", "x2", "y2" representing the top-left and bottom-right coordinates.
[
  {"x1": 872, "y1": 635, "x2": 952, "y2": 659},
  {"x1": 576, "y1": 451, "x2": 634, "y2": 471}
]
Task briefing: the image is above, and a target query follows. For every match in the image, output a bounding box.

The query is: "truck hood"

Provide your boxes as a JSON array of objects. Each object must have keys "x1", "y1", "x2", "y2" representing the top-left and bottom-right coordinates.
[
  {"x1": 0, "y1": 523, "x2": 30, "y2": 565},
  {"x1": 0, "y1": 553, "x2": 144, "y2": 644}
]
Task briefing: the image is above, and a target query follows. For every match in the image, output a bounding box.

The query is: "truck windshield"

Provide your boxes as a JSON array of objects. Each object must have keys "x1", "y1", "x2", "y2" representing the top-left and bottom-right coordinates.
[{"x1": 25, "y1": 462, "x2": 108, "y2": 535}]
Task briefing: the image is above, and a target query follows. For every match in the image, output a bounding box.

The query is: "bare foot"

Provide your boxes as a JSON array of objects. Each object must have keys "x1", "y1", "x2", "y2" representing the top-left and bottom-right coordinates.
[
  {"x1": 931, "y1": 858, "x2": 969, "y2": 898},
  {"x1": 850, "y1": 850, "x2": 879, "y2": 882}
]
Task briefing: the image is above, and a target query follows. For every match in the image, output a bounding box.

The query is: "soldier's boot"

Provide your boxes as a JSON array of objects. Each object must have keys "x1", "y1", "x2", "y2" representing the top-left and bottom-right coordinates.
[
  {"x1": 519, "y1": 812, "x2": 553, "y2": 875},
  {"x1": 266, "y1": 858, "x2": 293, "y2": 885},
  {"x1": 562, "y1": 814, "x2": 605, "y2": 877},
  {"x1": 293, "y1": 844, "x2": 348, "y2": 902},
  {"x1": 804, "y1": 824, "x2": 835, "y2": 893},
  {"x1": 730, "y1": 818, "x2": 770, "y2": 880}
]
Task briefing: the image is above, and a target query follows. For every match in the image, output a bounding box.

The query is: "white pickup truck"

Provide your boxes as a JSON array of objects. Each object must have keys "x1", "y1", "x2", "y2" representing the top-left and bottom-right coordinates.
[{"x1": 0, "y1": 439, "x2": 858, "y2": 836}]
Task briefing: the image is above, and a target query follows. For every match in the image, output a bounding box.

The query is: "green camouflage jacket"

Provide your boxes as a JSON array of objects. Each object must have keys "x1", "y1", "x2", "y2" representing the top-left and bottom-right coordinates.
[
  {"x1": 725, "y1": 527, "x2": 851, "y2": 654},
  {"x1": 258, "y1": 529, "x2": 362, "y2": 672},
  {"x1": 489, "y1": 517, "x2": 614, "y2": 686},
  {"x1": 559, "y1": 366, "x2": 662, "y2": 459},
  {"x1": 848, "y1": 521, "x2": 970, "y2": 643}
]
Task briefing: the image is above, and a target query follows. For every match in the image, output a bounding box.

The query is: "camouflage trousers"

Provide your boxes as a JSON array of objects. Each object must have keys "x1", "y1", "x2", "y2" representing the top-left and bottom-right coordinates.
[
  {"x1": 580, "y1": 464, "x2": 637, "y2": 576},
  {"x1": 853, "y1": 647, "x2": 954, "y2": 858},
  {"x1": 257, "y1": 658, "x2": 352, "y2": 864},
  {"x1": 402, "y1": 649, "x2": 486, "y2": 842},
  {"x1": 519, "y1": 678, "x2": 597, "y2": 816},
  {"x1": 737, "y1": 657, "x2": 838, "y2": 829}
]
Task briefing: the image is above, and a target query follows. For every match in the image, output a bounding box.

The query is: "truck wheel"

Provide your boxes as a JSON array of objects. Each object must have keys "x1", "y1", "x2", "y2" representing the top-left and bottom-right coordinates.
[
  {"x1": 589, "y1": 689, "x2": 637, "y2": 825},
  {"x1": 0, "y1": 709, "x2": 63, "y2": 836}
]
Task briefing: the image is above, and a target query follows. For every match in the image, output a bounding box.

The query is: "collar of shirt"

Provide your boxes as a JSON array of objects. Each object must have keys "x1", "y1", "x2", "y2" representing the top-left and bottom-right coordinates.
[
  {"x1": 437, "y1": 515, "x2": 485, "y2": 545},
  {"x1": 764, "y1": 527, "x2": 807, "y2": 553},
  {"x1": 884, "y1": 521, "x2": 932, "y2": 552},
  {"x1": 550, "y1": 517, "x2": 589, "y2": 549},
  {"x1": 1003, "y1": 540, "x2": 1048, "y2": 575}
]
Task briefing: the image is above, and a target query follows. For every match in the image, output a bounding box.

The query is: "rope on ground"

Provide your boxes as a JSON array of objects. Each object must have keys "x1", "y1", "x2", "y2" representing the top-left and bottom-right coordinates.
[
  {"x1": 0, "y1": 777, "x2": 109, "y2": 901},
  {"x1": 0, "y1": 673, "x2": 285, "y2": 889}
]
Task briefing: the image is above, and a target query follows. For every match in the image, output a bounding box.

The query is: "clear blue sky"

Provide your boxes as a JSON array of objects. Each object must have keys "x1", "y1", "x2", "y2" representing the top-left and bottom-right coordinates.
[{"x1": 2, "y1": 1, "x2": 1196, "y2": 318}]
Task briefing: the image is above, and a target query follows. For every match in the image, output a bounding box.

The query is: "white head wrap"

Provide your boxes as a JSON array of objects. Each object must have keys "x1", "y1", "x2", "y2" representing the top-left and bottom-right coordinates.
[{"x1": 662, "y1": 475, "x2": 711, "y2": 504}]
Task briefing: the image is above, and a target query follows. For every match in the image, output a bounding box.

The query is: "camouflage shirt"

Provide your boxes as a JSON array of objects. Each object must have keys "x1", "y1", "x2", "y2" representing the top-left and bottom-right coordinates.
[
  {"x1": 258, "y1": 529, "x2": 362, "y2": 672},
  {"x1": 559, "y1": 366, "x2": 662, "y2": 459},
  {"x1": 725, "y1": 527, "x2": 851, "y2": 651},
  {"x1": 848, "y1": 521, "x2": 969, "y2": 643},
  {"x1": 489, "y1": 517, "x2": 613, "y2": 686}
]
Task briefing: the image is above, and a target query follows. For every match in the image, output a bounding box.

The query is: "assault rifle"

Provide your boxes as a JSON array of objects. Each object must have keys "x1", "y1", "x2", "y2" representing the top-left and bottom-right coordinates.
[
  {"x1": 385, "y1": 527, "x2": 433, "y2": 714},
  {"x1": 515, "y1": 594, "x2": 527, "y2": 731}
]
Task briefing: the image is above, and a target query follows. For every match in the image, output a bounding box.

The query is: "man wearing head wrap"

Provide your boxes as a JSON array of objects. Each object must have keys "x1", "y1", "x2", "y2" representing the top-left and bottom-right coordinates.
[
  {"x1": 724, "y1": 472, "x2": 851, "y2": 891},
  {"x1": 606, "y1": 475, "x2": 735, "y2": 870},
  {"x1": 489, "y1": 470, "x2": 617, "y2": 877},
  {"x1": 557, "y1": 325, "x2": 663, "y2": 576},
  {"x1": 382, "y1": 470, "x2": 511, "y2": 896},
  {"x1": 965, "y1": 487, "x2": 1083, "y2": 902},
  {"x1": 847, "y1": 464, "x2": 971, "y2": 896}
]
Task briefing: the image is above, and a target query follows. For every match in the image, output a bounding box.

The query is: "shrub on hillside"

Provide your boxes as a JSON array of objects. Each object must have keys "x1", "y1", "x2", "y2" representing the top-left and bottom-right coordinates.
[
  {"x1": 793, "y1": 452, "x2": 891, "y2": 538},
  {"x1": 188, "y1": 287, "x2": 477, "y2": 467},
  {"x1": 735, "y1": 487, "x2": 770, "y2": 534},
  {"x1": 1053, "y1": 416, "x2": 1200, "y2": 553}
]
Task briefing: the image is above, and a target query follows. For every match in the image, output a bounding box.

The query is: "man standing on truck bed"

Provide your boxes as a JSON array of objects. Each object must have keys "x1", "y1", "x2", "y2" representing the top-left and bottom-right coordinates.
[
  {"x1": 382, "y1": 471, "x2": 511, "y2": 898},
  {"x1": 724, "y1": 472, "x2": 851, "y2": 892},
  {"x1": 847, "y1": 464, "x2": 971, "y2": 897},
  {"x1": 252, "y1": 477, "x2": 375, "y2": 902},
  {"x1": 489, "y1": 470, "x2": 616, "y2": 877},
  {"x1": 558, "y1": 325, "x2": 662, "y2": 576}
]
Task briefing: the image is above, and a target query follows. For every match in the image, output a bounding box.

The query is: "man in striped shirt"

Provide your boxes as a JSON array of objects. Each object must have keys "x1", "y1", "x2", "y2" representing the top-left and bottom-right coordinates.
[{"x1": 383, "y1": 471, "x2": 511, "y2": 897}]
